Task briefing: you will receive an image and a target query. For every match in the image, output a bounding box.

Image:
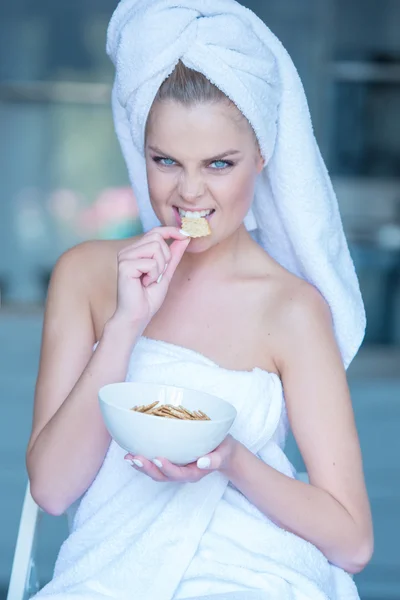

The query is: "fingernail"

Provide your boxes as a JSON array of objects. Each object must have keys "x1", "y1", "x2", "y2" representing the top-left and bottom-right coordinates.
[
  {"x1": 179, "y1": 229, "x2": 191, "y2": 237},
  {"x1": 132, "y1": 459, "x2": 143, "y2": 468},
  {"x1": 152, "y1": 459, "x2": 163, "y2": 469},
  {"x1": 157, "y1": 263, "x2": 169, "y2": 284},
  {"x1": 197, "y1": 457, "x2": 211, "y2": 470}
]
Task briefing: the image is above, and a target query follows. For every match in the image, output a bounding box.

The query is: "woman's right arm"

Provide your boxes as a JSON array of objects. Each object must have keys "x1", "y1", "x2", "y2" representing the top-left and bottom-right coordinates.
[
  {"x1": 26, "y1": 244, "x2": 143, "y2": 516},
  {"x1": 26, "y1": 229, "x2": 190, "y2": 516}
]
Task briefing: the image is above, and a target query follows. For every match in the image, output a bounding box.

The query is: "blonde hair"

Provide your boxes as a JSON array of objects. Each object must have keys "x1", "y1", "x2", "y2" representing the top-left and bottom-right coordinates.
[
  {"x1": 146, "y1": 60, "x2": 257, "y2": 144},
  {"x1": 154, "y1": 59, "x2": 228, "y2": 105}
]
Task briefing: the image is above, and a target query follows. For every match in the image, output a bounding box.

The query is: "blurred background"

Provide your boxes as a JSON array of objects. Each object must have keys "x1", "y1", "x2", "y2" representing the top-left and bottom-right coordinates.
[{"x1": 0, "y1": 0, "x2": 399, "y2": 598}]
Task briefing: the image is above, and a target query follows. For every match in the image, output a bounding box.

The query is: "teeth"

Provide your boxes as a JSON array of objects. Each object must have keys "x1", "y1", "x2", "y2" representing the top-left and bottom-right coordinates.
[{"x1": 178, "y1": 208, "x2": 213, "y2": 219}]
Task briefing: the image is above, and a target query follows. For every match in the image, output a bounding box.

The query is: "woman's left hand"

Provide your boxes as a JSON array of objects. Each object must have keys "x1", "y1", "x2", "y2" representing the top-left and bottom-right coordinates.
[{"x1": 124, "y1": 434, "x2": 239, "y2": 483}]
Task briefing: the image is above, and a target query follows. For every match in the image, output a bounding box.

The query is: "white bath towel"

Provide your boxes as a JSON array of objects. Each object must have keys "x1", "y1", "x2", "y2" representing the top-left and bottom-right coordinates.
[
  {"x1": 34, "y1": 338, "x2": 360, "y2": 600},
  {"x1": 107, "y1": 0, "x2": 365, "y2": 369},
  {"x1": 31, "y1": 3, "x2": 366, "y2": 599}
]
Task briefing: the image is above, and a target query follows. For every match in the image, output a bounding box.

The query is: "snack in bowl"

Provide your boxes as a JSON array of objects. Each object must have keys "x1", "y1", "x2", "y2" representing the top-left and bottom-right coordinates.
[
  {"x1": 132, "y1": 401, "x2": 211, "y2": 420},
  {"x1": 181, "y1": 216, "x2": 211, "y2": 238},
  {"x1": 98, "y1": 382, "x2": 236, "y2": 465}
]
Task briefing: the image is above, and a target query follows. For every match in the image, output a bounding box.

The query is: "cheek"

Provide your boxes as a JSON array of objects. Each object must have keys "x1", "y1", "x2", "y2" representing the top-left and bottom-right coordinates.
[
  {"x1": 146, "y1": 165, "x2": 174, "y2": 205},
  {"x1": 214, "y1": 169, "x2": 256, "y2": 212}
]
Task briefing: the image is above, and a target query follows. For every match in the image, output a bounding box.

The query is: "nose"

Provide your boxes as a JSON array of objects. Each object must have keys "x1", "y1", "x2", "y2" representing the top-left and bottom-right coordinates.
[{"x1": 178, "y1": 171, "x2": 205, "y2": 203}]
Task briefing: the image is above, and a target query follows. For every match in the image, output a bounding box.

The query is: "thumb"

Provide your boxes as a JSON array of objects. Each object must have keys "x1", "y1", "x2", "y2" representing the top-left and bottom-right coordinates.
[
  {"x1": 196, "y1": 452, "x2": 221, "y2": 471},
  {"x1": 165, "y1": 237, "x2": 191, "y2": 280}
]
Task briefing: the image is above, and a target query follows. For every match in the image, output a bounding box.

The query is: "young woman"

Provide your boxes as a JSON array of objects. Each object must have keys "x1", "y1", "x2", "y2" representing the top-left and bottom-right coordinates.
[{"x1": 27, "y1": 2, "x2": 372, "y2": 599}]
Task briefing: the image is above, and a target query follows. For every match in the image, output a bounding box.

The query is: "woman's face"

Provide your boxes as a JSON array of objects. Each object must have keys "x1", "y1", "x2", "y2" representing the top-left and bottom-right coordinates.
[{"x1": 145, "y1": 100, "x2": 264, "y2": 252}]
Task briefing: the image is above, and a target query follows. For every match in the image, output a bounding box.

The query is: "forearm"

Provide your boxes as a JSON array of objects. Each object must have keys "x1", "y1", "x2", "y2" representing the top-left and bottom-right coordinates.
[
  {"x1": 27, "y1": 317, "x2": 142, "y2": 515},
  {"x1": 224, "y1": 443, "x2": 370, "y2": 574}
]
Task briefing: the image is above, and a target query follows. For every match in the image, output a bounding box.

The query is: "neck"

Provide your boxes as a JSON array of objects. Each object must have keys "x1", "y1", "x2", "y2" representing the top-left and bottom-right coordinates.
[{"x1": 176, "y1": 224, "x2": 254, "y2": 281}]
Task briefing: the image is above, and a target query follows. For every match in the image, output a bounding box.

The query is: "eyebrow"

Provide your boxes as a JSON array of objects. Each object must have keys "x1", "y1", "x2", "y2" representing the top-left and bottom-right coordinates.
[{"x1": 148, "y1": 146, "x2": 241, "y2": 162}]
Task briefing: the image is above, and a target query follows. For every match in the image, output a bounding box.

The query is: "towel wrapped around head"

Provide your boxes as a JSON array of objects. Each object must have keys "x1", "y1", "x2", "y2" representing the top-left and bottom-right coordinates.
[{"x1": 106, "y1": 0, "x2": 365, "y2": 368}]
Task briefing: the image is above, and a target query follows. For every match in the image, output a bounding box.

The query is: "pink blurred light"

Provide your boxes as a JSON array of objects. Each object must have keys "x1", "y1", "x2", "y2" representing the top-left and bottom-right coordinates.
[{"x1": 79, "y1": 187, "x2": 139, "y2": 233}]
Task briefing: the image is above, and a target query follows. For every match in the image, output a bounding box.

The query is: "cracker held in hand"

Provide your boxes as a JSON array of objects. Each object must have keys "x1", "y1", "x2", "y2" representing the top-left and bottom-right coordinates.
[{"x1": 181, "y1": 216, "x2": 211, "y2": 238}]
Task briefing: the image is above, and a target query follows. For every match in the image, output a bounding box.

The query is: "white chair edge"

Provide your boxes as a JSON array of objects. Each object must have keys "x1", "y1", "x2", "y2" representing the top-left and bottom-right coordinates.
[{"x1": 7, "y1": 483, "x2": 41, "y2": 600}]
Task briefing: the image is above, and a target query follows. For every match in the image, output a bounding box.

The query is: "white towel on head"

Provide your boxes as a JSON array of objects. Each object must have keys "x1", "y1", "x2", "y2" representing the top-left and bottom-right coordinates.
[{"x1": 107, "y1": 0, "x2": 365, "y2": 368}]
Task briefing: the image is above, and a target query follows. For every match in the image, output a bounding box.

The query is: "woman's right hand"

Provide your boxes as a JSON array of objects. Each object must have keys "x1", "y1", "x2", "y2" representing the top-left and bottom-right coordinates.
[{"x1": 112, "y1": 227, "x2": 191, "y2": 328}]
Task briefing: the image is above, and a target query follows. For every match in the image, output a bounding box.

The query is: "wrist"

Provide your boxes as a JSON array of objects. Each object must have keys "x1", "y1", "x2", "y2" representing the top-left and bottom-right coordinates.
[
  {"x1": 103, "y1": 314, "x2": 147, "y2": 343},
  {"x1": 219, "y1": 437, "x2": 245, "y2": 479}
]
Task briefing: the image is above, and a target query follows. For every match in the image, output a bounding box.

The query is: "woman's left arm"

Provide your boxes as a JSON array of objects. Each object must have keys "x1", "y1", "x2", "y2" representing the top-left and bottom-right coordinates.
[{"x1": 223, "y1": 285, "x2": 373, "y2": 574}]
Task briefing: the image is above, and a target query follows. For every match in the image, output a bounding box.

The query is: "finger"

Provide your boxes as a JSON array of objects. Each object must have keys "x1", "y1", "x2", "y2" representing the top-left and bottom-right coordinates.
[
  {"x1": 196, "y1": 451, "x2": 222, "y2": 471},
  {"x1": 125, "y1": 455, "x2": 169, "y2": 482},
  {"x1": 118, "y1": 257, "x2": 159, "y2": 282},
  {"x1": 119, "y1": 240, "x2": 170, "y2": 287},
  {"x1": 129, "y1": 242, "x2": 166, "y2": 283},
  {"x1": 119, "y1": 241, "x2": 170, "y2": 268},
  {"x1": 153, "y1": 458, "x2": 204, "y2": 482},
  {"x1": 164, "y1": 238, "x2": 191, "y2": 282},
  {"x1": 140, "y1": 233, "x2": 172, "y2": 264},
  {"x1": 141, "y1": 265, "x2": 167, "y2": 288},
  {"x1": 149, "y1": 226, "x2": 191, "y2": 242},
  {"x1": 118, "y1": 232, "x2": 174, "y2": 263}
]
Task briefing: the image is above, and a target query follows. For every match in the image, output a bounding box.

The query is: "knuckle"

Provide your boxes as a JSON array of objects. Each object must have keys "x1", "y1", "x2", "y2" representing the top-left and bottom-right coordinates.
[
  {"x1": 151, "y1": 241, "x2": 163, "y2": 254},
  {"x1": 117, "y1": 260, "x2": 130, "y2": 274},
  {"x1": 144, "y1": 231, "x2": 159, "y2": 242},
  {"x1": 149, "y1": 258, "x2": 158, "y2": 270},
  {"x1": 151, "y1": 234, "x2": 165, "y2": 248},
  {"x1": 149, "y1": 237, "x2": 164, "y2": 251}
]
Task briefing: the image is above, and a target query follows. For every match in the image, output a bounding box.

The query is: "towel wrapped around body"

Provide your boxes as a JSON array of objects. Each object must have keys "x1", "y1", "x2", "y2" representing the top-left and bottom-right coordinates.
[{"x1": 33, "y1": 337, "x2": 360, "y2": 600}]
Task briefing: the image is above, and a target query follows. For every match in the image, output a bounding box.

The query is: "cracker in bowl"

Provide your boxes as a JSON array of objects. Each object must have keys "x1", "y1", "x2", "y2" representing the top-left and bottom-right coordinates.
[
  {"x1": 181, "y1": 216, "x2": 211, "y2": 238},
  {"x1": 131, "y1": 402, "x2": 211, "y2": 420}
]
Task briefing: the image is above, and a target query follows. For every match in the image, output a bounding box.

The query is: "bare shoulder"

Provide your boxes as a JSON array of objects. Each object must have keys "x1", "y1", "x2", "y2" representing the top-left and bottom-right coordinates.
[
  {"x1": 253, "y1": 254, "x2": 335, "y2": 374},
  {"x1": 51, "y1": 236, "x2": 142, "y2": 338},
  {"x1": 53, "y1": 237, "x2": 137, "y2": 284},
  {"x1": 274, "y1": 275, "x2": 333, "y2": 334},
  {"x1": 276, "y1": 275, "x2": 335, "y2": 366}
]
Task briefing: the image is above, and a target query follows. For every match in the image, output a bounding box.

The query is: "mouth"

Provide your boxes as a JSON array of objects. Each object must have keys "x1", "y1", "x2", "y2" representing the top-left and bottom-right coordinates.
[{"x1": 173, "y1": 206, "x2": 215, "y2": 228}]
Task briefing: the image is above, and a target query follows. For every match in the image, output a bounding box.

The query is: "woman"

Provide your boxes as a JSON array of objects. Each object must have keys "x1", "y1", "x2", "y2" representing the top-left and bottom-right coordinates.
[{"x1": 27, "y1": 1, "x2": 373, "y2": 599}]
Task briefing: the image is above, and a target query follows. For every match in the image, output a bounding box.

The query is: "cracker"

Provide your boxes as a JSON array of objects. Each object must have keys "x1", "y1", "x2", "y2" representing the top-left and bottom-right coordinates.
[
  {"x1": 131, "y1": 402, "x2": 211, "y2": 420},
  {"x1": 181, "y1": 217, "x2": 211, "y2": 238}
]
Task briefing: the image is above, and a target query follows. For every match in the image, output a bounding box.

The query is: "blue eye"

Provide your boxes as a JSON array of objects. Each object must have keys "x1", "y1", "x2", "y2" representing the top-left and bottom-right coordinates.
[
  {"x1": 210, "y1": 160, "x2": 232, "y2": 169},
  {"x1": 153, "y1": 156, "x2": 176, "y2": 166},
  {"x1": 160, "y1": 157, "x2": 176, "y2": 166}
]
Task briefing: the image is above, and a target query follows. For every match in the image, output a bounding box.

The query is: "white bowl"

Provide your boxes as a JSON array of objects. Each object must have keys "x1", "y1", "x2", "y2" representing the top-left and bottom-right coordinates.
[{"x1": 98, "y1": 382, "x2": 237, "y2": 465}]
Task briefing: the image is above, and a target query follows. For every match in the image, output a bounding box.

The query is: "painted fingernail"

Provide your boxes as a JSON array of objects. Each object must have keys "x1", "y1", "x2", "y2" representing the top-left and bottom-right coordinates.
[
  {"x1": 179, "y1": 229, "x2": 191, "y2": 237},
  {"x1": 197, "y1": 457, "x2": 211, "y2": 469},
  {"x1": 132, "y1": 459, "x2": 143, "y2": 468},
  {"x1": 152, "y1": 459, "x2": 163, "y2": 469},
  {"x1": 157, "y1": 263, "x2": 168, "y2": 284}
]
